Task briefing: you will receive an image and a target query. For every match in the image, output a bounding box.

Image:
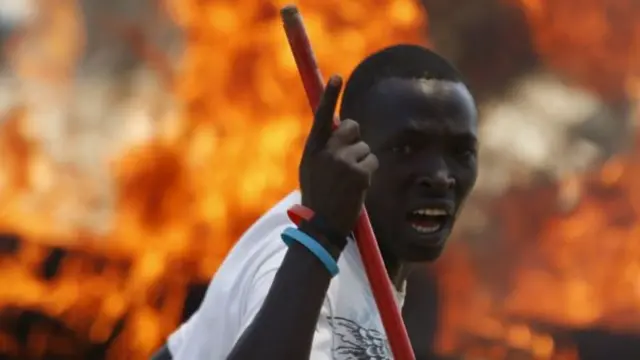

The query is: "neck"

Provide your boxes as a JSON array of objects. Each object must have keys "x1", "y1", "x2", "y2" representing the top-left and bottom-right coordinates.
[
  {"x1": 364, "y1": 211, "x2": 413, "y2": 291},
  {"x1": 380, "y1": 245, "x2": 413, "y2": 292}
]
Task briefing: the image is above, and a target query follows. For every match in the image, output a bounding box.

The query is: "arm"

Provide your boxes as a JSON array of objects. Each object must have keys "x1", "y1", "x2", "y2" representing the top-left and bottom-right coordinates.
[
  {"x1": 226, "y1": 226, "x2": 343, "y2": 359},
  {"x1": 156, "y1": 77, "x2": 375, "y2": 360},
  {"x1": 228, "y1": 77, "x2": 375, "y2": 358},
  {"x1": 150, "y1": 225, "x2": 342, "y2": 360},
  {"x1": 154, "y1": 262, "x2": 430, "y2": 360}
]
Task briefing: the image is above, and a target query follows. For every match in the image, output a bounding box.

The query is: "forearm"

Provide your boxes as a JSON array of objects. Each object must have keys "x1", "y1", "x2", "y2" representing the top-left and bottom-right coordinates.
[{"x1": 227, "y1": 231, "x2": 341, "y2": 360}]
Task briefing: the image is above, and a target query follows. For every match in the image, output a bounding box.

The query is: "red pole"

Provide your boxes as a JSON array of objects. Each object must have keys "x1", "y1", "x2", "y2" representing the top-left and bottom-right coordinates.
[{"x1": 280, "y1": 5, "x2": 415, "y2": 360}]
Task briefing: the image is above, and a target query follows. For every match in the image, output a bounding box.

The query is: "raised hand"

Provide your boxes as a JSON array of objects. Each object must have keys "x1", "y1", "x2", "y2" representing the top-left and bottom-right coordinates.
[{"x1": 299, "y1": 76, "x2": 379, "y2": 238}]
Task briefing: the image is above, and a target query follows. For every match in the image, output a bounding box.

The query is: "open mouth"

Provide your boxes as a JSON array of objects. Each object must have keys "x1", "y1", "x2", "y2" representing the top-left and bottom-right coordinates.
[{"x1": 406, "y1": 207, "x2": 451, "y2": 235}]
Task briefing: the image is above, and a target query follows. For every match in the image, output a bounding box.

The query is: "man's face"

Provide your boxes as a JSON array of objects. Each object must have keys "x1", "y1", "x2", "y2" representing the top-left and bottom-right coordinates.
[{"x1": 357, "y1": 78, "x2": 478, "y2": 262}]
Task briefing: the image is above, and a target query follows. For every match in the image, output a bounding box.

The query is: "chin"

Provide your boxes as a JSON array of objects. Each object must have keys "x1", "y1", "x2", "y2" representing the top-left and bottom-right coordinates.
[
  {"x1": 390, "y1": 225, "x2": 453, "y2": 262},
  {"x1": 373, "y1": 218, "x2": 453, "y2": 263}
]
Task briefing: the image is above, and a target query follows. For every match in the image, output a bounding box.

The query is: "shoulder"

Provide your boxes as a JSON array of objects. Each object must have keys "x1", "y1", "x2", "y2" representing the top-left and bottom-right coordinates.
[
  {"x1": 196, "y1": 191, "x2": 303, "y2": 306},
  {"x1": 221, "y1": 191, "x2": 301, "y2": 268},
  {"x1": 166, "y1": 192, "x2": 302, "y2": 358}
]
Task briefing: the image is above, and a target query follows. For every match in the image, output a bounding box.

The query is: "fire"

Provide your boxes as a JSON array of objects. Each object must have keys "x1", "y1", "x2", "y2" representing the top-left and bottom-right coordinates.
[
  {"x1": 516, "y1": 0, "x2": 640, "y2": 100},
  {"x1": 434, "y1": 0, "x2": 640, "y2": 358},
  {"x1": 1, "y1": 0, "x2": 639, "y2": 358},
  {"x1": 0, "y1": 0, "x2": 424, "y2": 358},
  {"x1": 1, "y1": 0, "x2": 85, "y2": 241},
  {"x1": 436, "y1": 153, "x2": 640, "y2": 359}
]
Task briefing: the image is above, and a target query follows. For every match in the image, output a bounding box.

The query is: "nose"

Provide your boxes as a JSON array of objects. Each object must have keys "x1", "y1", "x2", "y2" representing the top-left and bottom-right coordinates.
[{"x1": 416, "y1": 170, "x2": 455, "y2": 190}]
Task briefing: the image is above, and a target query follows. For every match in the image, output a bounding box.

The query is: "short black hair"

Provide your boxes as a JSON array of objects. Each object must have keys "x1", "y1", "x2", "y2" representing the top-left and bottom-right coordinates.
[{"x1": 340, "y1": 44, "x2": 465, "y2": 119}]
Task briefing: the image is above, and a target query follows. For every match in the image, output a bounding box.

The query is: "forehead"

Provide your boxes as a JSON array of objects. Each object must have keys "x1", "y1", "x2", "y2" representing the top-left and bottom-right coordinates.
[{"x1": 358, "y1": 78, "x2": 477, "y2": 140}]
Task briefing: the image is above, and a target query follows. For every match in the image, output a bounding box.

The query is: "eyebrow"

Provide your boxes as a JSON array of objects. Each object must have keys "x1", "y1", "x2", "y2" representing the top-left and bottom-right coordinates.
[
  {"x1": 382, "y1": 124, "x2": 478, "y2": 148},
  {"x1": 413, "y1": 94, "x2": 470, "y2": 119},
  {"x1": 449, "y1": 131, "x2": 478, "y2": 144},
  {"x1": 407, "y1": 120, "x2": 476, "y2": 137}
]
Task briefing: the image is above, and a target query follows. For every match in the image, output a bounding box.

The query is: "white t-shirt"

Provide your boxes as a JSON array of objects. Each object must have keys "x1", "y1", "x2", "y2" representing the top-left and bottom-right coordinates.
[{"x1": 167, "y1": 191, "x2": 406, "y2": 360}]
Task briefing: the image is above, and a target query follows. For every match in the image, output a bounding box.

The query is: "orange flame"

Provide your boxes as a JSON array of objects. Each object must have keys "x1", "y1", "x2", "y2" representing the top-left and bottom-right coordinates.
[
  {"x1": 0, "y1": 0, "x2": 425, "y2": 358},
  {"x1": 434, "y1": 1, "x2": 640, "y2": 358},
  {"x1": 516, "y1": 0, "x2": 640, "y2": 99},
  {"x1": 2, "y1": 0, "x2": 639, "y2": 358}
]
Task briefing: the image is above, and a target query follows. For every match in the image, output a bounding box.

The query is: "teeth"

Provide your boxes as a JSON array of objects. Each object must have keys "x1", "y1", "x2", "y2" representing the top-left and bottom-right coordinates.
[
  {"x1": 411, "y1": 224, "x2": 441, "y2": 233},
  {"x1": 413, "y1": 208, "x2": 448, "y2": 216}
]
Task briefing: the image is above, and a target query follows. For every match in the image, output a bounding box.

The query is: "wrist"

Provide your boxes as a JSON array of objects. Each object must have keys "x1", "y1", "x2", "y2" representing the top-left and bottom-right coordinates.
[
  {"x1": 281, "y1": 227, "x2": 341, "y2": 277},
  {"x1": 298, "y1": 222, "x2": 346, "y2": 260}
]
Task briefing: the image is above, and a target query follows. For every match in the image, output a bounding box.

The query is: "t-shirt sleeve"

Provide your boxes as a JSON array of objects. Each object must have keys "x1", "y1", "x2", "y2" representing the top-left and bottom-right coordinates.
[
  {"x1": 235, "y1": 241, "x2": 335, "y2": 359},
  {"x1": 166, "y1": 311, "x2": 195, "y2": 357},
  {"x1": 168, "y1": 222, "x2": 336, "y2": 359}
]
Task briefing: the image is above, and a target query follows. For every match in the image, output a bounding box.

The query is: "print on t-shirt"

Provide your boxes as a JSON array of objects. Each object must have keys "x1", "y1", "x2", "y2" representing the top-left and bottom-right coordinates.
[{"x1": 328, "y1": 317, "x2": 391, "y2": 360}]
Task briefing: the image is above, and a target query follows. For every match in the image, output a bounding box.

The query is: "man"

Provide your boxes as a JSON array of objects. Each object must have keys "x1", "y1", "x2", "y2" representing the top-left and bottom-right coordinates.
[{"x1": 152, "y1": 44, "x2": 478, "y2": 359}]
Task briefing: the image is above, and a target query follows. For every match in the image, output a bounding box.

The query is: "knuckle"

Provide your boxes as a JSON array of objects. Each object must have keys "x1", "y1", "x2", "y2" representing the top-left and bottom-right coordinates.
[
  {"x1": 340, "y1": 119, "x2": 360, "y2": 135},
  {"x1": 357, "y1": 141, "x2": 371, "y2": 154},
  {"x1": 328, "y1": 147, "x2": 351, "y2": 165},
  {"x1": 333, "y1": 148, "x2": 350, "y2": 163}
]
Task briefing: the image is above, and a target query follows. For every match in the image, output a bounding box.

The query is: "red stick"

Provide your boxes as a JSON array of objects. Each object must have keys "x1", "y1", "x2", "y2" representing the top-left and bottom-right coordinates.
[{"x1": 280, "y1": 5, "x2": 415, "y2": 360}]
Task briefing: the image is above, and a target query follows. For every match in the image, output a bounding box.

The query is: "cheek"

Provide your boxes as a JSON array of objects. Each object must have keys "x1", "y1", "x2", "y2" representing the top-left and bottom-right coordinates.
[
  {"x1": 369, "y1": 167, "x2": 404, "y2": 205},
  {"x1": 454, "y1": 169, "x2": 478, "y2": 197},
  {"x1": 370, "y1": 172, "x2": 391, "y2": 194},
  {"x1": 372, "y1": 160, "x2": 406, "y2": 188}
]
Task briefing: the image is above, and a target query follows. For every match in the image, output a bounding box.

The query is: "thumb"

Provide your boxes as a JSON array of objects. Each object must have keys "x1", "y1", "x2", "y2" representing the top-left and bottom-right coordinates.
[{"x1": 304, "y1": 75, "x2": 342, "y2": 153}]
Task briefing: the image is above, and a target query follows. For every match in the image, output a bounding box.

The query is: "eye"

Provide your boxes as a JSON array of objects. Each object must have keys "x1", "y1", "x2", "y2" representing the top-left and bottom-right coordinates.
[
  {"x1": 392, "y1": 144, "x2": 414, "y2": 155},
  {"x1": 454, "y1": 147, "x2": 476, "y2": 160}
]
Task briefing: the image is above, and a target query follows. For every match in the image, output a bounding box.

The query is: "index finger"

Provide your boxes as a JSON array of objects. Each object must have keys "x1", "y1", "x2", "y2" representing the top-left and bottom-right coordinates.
[{"x1": 304, "y1": 75, "x2": 342, "y2": 152}]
